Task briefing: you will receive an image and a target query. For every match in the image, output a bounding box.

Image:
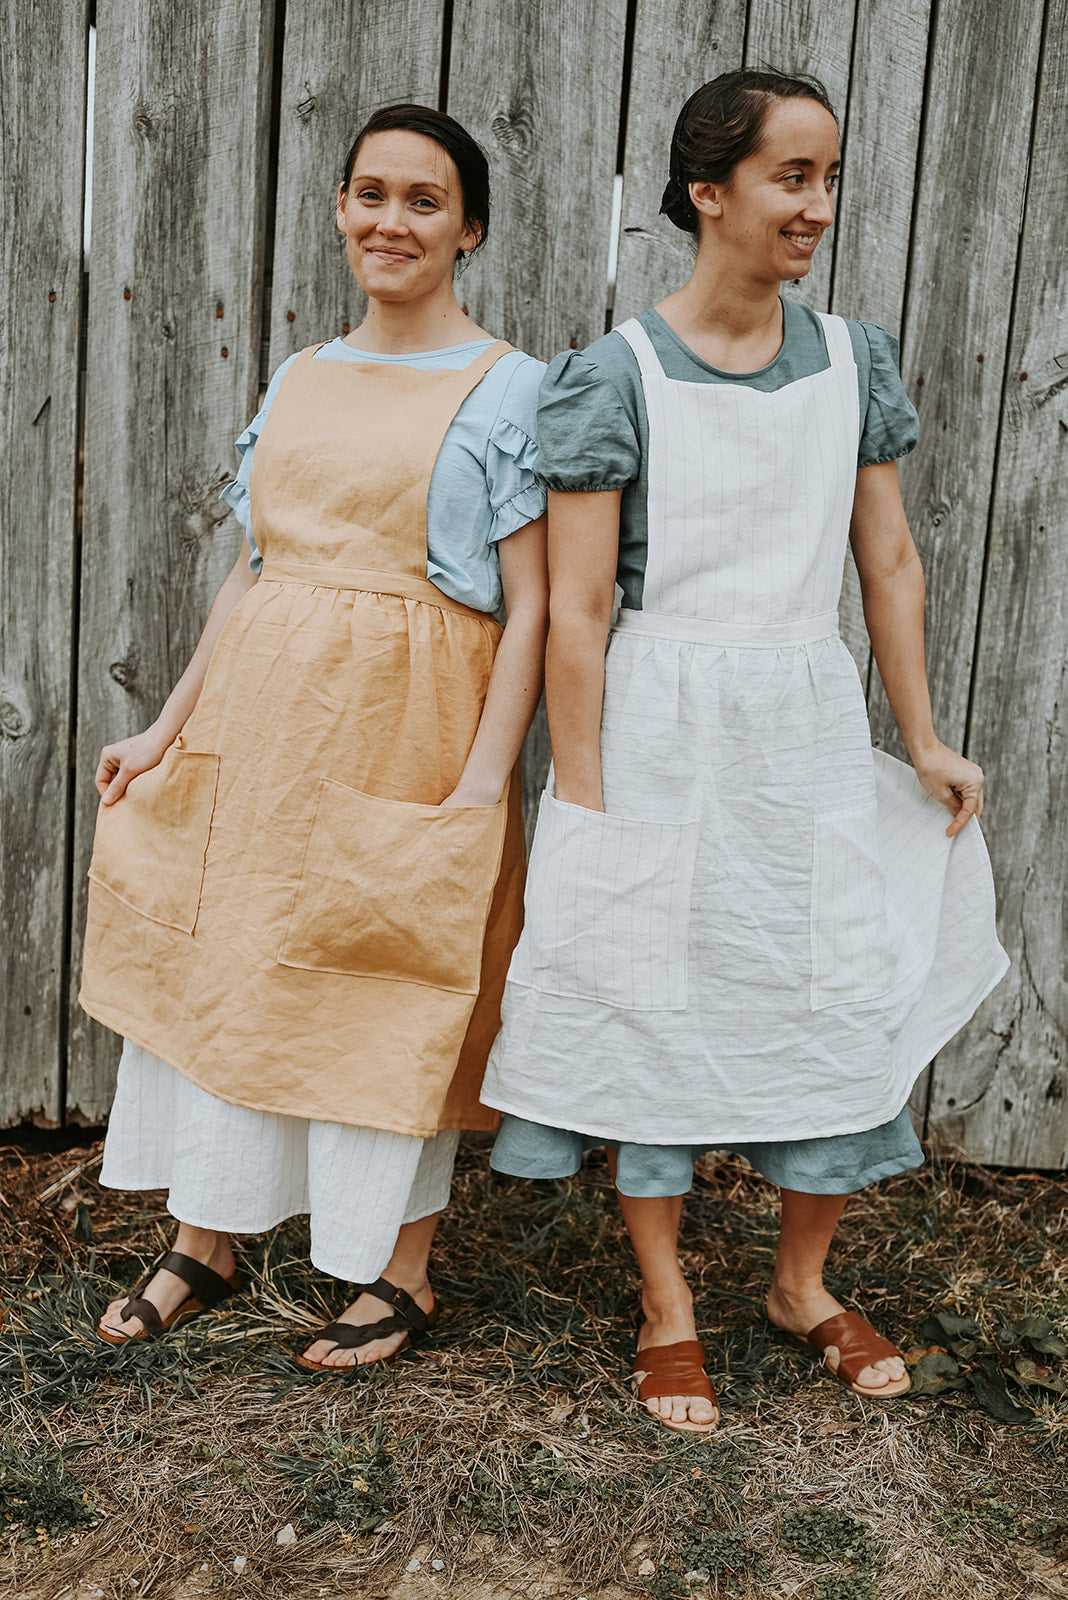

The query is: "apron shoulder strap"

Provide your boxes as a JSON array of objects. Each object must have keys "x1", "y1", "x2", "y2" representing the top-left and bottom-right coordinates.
[
  {"x1": 465, "y1": 339, "x2": 515, "y2": 381},
  {"x1": 815, "y1": 313, "x2": 855, "y2": 369},
  {"x1": 614, "y1": 317, "x2": 663, "y2": 380}
]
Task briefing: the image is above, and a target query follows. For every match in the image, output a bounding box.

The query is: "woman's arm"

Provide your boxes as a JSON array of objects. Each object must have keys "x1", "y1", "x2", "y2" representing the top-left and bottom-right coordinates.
[
  {"x1": 95, "y1": 547, "x2": 258, "y2": 804},
  {"x1": 850, "y1": 460, "x2": 983, "y2": 837},
  {"x1": 541, "y1": 488, "x2": 622, "y2": 812},
  {"x1": 440, "y1": 514, "x2": 550, "y2": 807}
]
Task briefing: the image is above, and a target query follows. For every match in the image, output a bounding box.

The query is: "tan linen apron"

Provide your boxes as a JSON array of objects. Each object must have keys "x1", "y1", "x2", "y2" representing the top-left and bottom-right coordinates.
[{"x1": 80, "y1": 343, "x2": 526, "y2": 1135}]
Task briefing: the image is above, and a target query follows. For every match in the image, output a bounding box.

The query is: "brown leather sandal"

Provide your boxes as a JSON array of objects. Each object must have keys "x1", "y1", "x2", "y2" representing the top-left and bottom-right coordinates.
[
  {"x1": 630, "y1": 1339, "x2": 719, "y2": 1434},
  {"x1": 96, "y1": 1250, "x2": 243, "y2": 1345},
  {"x1": 294, "y1": 1276, "x2": 439, "y2": 1372},
  {"x1": 801, "y1": 1310, "x2": 911, "y2": 1398}
]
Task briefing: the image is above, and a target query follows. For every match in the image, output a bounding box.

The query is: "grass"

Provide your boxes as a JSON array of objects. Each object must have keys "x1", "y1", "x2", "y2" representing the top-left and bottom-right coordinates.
[{"x1": 1, "y1": 1133, "x2": 1067, "y2": 1599}]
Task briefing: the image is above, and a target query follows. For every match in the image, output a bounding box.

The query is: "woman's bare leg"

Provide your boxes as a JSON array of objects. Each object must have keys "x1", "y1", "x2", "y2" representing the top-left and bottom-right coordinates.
[
  {"x1": 612, "y1": 1170, "x2": 718, "y2": 1428},
  {"x1": 766, "y1": 1190, "x2": 906, "y2": 1388},
  {"x1": 98, "y1": 1223, "x2": 236, "y2": 1337},
  {"x1": 303, "y1": 1211, "x2": 441, "y2": 1368}
]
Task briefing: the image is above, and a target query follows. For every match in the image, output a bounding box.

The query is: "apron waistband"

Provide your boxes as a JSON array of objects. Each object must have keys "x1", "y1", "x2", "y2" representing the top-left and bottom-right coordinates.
[
  {"x1": 612, "y1": 608, "x2": 840, "y2": 648},
  {"x1": 259, "y1": 562, "x2": 494, "y2": 622}
]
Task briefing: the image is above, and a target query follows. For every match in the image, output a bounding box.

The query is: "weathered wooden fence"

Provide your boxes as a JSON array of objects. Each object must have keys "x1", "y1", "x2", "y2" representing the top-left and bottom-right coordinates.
[{"x1": 3, "y1": 0, "x2": 1065, "y2": 1167}]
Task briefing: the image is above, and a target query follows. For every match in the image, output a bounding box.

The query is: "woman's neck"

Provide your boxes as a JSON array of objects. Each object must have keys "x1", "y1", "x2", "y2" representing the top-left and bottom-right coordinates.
[
  {"x1": 656, "y1": 253, "x2": 785, "y2": 373},
  {"x1": 347, "y1": 290, "x2": 489, "y2": 354}
]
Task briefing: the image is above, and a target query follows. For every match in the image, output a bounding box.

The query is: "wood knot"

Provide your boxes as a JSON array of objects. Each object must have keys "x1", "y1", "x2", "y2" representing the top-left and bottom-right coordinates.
[
  {"x1": 490, "y1": 105, "x2": 535, "y2": 158},
  {"x1": 296, "y1": 93, "x2": 317, "y2": 123},
  {"x1": 160, "y1": 321, "x2": 175, "y2": 339},
  {"x1": 0, "y1": 702, "x2": 28, "y2": 740},
  {"x1": 108, "y1": 658, "x2": 138, "y2": 692},
  {"x1": 133, "y1": 106, "x2": 155, "y2": 139}
]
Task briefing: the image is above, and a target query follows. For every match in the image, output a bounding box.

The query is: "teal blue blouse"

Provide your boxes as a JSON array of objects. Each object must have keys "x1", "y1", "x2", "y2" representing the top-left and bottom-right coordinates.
[
  {"x1": 537, "y1": 301, "x2": 919, "y2": 610},
  {"x1": 220, "y1": 339, "x2": 546, "y2": 614}
]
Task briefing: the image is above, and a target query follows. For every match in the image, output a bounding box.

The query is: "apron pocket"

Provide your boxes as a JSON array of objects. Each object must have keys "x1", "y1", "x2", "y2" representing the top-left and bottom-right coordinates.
[
  {"x1": 510, "y1": 792, "x2": 700, "y2": 1011},
  {"x1": 87, "y1": 744, "x2": 221, "y2": 934},
  {"x1": 810, "y1": 805, "x2": 893, "y2": 1009},
  {"x1": 277, "y1": 778, "x2": 508, "y2": 993}
]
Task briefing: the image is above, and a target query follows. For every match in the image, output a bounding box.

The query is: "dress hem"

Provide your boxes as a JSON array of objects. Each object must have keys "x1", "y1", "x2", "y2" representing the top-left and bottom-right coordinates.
[
  {"x1": 79, "y1": 998, "x2": 498, "y2": 1138},
  {"x1": 482, "y1": 943, "x2": 1009, "y2": 1148}
]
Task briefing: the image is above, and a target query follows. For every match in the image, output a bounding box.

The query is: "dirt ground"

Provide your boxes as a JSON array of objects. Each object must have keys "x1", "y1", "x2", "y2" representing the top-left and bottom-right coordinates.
[{"x1": 2, "y1": 1131, "x2": 1067, "y2": 1600}]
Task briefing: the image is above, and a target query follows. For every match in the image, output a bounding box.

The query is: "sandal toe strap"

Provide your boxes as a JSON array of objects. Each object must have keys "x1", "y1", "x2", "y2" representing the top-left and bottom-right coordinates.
[
  {"x1": 807, "y1": 1311, "x2": 902, "y2": 1387},
  {"x1": 311, "y1": 1315, "x2": 412, "y2": 1352},
  {"x1": 119, "y1": 1295, "x2": 165, "y2": 1338},
  {"x1": 630, "y1": 1340, "x2": 715, "y2": 1404}
]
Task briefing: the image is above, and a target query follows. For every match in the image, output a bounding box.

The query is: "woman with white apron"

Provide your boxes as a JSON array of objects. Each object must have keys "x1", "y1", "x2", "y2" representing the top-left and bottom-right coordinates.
[
  {"x1": 78, "y1": 105, "x2": 548, "y2": 1368},
  {"x1": 483, "y1": 72, "x2": 1007, "y2": 1432}
]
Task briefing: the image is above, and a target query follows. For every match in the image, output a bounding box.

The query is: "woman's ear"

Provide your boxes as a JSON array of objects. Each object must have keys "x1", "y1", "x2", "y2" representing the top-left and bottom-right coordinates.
[
  {"x1": 336, "y1": 183, "x2": 348, "y2": 233},
  {"x1": 689, "y1": 180, "x2": 725, "y2": 220}
]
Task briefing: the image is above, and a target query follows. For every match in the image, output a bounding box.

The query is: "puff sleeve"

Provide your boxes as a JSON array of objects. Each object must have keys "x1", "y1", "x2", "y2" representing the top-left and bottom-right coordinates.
[
  {"x1": 857, "y1": 323, "x2": 919, "y2": 467},
  {"x1": 536, "y1": 349, "x2": 642, "y2": 491}
]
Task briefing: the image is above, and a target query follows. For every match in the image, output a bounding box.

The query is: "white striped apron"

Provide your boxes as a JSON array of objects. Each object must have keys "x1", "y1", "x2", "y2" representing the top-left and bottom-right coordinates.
[{"x1": 482, "y1": 315, "x2": 1008, "y2": 1144}]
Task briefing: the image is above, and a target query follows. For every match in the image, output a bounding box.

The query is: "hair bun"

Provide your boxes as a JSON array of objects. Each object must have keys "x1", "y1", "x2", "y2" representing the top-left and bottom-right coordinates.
[{"x1": 659, "y1": 171, "x2": 697, "y2": 234}]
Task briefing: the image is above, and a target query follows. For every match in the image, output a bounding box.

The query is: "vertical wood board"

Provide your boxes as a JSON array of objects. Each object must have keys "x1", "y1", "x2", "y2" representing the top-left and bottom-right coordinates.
[
  {"x1": 68, "y1": 0, "x2": 277, "y2": 1121},
  {"x1": 446, "y1": 0, "x2": 629, "y2": 359},
  {"x1": 613, "y1": 0, "x2": 748, "y2": 326},
  {"x1": 268, "y1": 0, "x2": 445, "y2": 369},
  {"x1": 831, "y1": 0, "x2": 932, "y2": 678},
  {"x1": 866, "y1": 0, "x2": 1045, "y2": 757},
  {"x1": 0, "y1": 0, "x2": 89, "y2": 1124},
  {"x1": 927, "y1": 0, "x2": 1068, "y2": 1168}
]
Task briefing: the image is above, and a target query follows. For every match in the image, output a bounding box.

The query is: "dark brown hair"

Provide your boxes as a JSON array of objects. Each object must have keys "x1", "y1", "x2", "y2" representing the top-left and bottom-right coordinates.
[
  {"x1": 661, "y1": 70, "x2": 838, "y2": 234},
  {"x1": 341, "y1": 103, "x2": 491, "y2": 261}
]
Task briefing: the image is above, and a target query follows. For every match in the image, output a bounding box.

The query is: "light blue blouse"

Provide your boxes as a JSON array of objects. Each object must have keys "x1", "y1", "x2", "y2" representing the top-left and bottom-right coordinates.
[{"x1": 220, "y1": 339, "x2": 547, "y2": 614}]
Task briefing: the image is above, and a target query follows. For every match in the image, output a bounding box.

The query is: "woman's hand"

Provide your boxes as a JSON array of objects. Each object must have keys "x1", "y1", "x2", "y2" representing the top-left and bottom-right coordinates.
[
  {"x1": 439, "y1": 780, "x2": 504, "y2": 808},
  {"x1": 910, "y1": 740, "x2": 985, "y2": 837},
  {"x1": 95, "y1": 728, "x2": 172, "y2": 805}
]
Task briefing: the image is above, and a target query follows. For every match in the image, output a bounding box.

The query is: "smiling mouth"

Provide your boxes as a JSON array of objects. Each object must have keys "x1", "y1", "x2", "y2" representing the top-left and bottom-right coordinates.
[
  {"x1": 782, "y1": 231, "x2": 818, "y2": 246},
  {"x1": 367, "y1": 248, "x2": 415, "y2": 261}
]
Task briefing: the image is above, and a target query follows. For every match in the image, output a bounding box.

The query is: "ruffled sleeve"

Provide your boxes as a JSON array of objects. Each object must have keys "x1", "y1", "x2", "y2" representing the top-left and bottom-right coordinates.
[
  {"x1": 857, "y1": 323, "x2": 919, "y2": 466},
  {"x1": 536, "y1": 349, "x2": 641, "y2": 491},
  {"x1": 218, "y1": 352, "x2": 299, "y2": 571},
  {"x1": 484, "y1": 354, "x2": 548, "y2": 542}
]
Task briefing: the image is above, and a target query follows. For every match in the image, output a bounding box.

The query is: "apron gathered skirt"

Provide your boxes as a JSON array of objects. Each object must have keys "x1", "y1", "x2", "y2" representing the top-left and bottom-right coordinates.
[
  {"x1": 80, "y1": 343, "x2": 526, "y2": 1141},
  {"x1": 483, "y1": 314, "x2": 1008, "y2": 1150}
]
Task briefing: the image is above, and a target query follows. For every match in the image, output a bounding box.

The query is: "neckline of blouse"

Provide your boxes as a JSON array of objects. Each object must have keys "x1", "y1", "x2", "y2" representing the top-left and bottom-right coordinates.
[
  {"x1": 641, "y1": 298, "x2": 798, "y2": 381},
  {"x1": 326, "y1": 336, "x2": 497, "y2": 362}
]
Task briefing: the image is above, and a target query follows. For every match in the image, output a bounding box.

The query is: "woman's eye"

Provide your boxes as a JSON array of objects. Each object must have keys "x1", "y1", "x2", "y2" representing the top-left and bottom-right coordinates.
[
  {"x1": 357, "y1": 189, "x2": 382, "y2": 202},
  {"x1": 413, "y1": 197, "x2": 438, "y2": 209}
]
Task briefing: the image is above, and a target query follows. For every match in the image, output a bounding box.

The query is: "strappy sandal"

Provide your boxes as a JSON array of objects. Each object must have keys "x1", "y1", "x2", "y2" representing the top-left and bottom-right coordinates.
[
  {"x1": 786, "y1": 1309, "x2": 912, "y2": 1398},
  {"x1": 294, "y1": 1276, "x2": 439, "y2": 1373},
  {"x1": 630, "y1": 1339, "x2": 719, "y2": 1435},
  {"x1": 95, "y1": 1250, "x2": 243, "y2": 1345}
]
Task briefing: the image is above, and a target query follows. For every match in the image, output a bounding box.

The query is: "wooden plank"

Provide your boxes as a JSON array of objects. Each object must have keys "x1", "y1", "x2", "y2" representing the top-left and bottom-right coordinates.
[
  {"x1": 68, "y1": 0, "x2": 277, "y2": 1123},
  {"x1": 0, "y1": 0, "x2": 89, "y2": 1126},
  {"x1": 268, "y1": 0, "x2": 445, "y2": 366},
  {"x1": 866, "y1": 0, "x2": 1045, "y2": 759},
  {"x1": 446, "y1": 0, "x2": 628, "y2": 824},
  {"x1": 830, "y1": 0, "x2": 932, "y2": 679},
  {"x1": 744, "y1": 0, "x2": 858, "y2": 313},
  {"x1": 926, "y1": 1, "x2": 1068, "y2": 1169},
  {"x1": 613, "y1": 0, "x2": 748, "y2": 326},
  {"x1": 446, "y1": 0, "x2": 628, "y2": 360}
]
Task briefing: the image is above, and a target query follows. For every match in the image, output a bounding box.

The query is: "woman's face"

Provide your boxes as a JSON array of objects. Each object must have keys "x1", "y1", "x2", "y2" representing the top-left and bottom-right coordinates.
[
  {"x1": 693, "y1": 98, "x2": 840, "y2": 282},
  {"x1": 336, "y1": 130, "x2": 480, "y2": 303}
]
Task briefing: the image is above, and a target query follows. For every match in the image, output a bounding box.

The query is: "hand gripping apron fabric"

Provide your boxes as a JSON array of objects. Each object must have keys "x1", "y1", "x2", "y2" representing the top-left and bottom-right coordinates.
[
  {"x1": 80, "y1": 343, "x2": 526, "y2": 1135},
  {"x1": 482, "y1": 314, "x2": 1008, "y2": 1145}
]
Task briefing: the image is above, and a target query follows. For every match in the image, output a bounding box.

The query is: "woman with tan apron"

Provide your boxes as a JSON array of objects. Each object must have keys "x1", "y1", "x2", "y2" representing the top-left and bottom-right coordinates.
[
  {"x1": 484, "y1": 72, "x2": 1006, "y2": 1431},
  {"x1": 78, "y1": 105, "x2": 548, "y2": 1369}
]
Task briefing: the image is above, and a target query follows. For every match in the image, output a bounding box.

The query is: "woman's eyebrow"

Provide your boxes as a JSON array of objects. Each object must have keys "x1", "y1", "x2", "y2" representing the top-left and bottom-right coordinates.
[{"x1": 351, "y1": 173, "x2": 450, "y2": 194}]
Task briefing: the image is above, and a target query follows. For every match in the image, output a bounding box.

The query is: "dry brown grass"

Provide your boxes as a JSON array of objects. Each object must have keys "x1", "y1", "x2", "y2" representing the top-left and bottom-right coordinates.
[{"x1": 1, "y1": 1132, "x2": 1067, "y2": 1600}]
